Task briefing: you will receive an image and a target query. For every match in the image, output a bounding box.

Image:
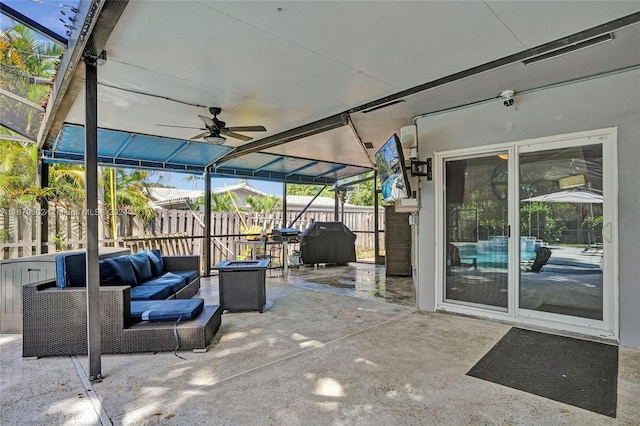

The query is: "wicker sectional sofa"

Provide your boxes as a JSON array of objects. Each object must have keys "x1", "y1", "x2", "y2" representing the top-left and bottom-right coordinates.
[{"x1": 22, "y1": 251, "x2": 221, "y2": 357}]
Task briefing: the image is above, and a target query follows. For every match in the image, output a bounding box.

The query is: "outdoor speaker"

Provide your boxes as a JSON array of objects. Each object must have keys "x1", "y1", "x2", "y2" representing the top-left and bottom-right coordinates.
[{"x1": 400, "y1": 125, "x2": 417, "y2": 149}]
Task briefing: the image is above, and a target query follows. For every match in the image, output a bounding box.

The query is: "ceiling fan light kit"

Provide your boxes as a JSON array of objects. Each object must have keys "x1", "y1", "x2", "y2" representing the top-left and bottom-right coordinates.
[
  {"x1": 159, "y1": 106, "x2": 266, "y2": 144},
  {"x1": 204, "y1": 134, "x2": 227, "y2": 145}
]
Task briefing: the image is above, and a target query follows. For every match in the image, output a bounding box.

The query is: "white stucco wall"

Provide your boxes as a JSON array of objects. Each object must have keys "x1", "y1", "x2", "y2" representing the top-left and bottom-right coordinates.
[{"x1": 414, "y1": 69, "x2": 640, "y2": 347}]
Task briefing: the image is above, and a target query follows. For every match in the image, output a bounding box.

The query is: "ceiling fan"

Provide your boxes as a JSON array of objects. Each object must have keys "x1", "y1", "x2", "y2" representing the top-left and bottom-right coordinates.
[{"x1": 158, "y1": 107, "x2": 266, "y2": 144}]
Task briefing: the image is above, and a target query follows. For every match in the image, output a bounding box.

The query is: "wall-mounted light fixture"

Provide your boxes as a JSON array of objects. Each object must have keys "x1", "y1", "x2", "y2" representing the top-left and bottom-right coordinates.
[{"x1": 523, "y1": 33, "x2": 614, "y2": 65}]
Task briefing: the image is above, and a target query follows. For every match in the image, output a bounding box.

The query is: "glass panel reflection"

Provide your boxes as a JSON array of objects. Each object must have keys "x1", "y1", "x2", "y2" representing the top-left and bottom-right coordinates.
[
  {"x1": 519, "y1": 145, "x2": 603, "y2": 320},
  {"x1": 445, "y1": 155, "x2": 509, "y2": 309}
]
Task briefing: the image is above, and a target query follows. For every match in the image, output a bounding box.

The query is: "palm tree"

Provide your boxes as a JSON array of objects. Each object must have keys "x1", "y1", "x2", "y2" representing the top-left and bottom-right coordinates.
[
  {"x1": 1, "y1": 25, "x2": 64, "y2": 205},
  {"x1": 244, "y1": 195, "x2": 280, "y2": 213},
  {"x1": 104, "y1": 168, "x2": 157, "y2": 225},
  {"x1": 193, "y1": 192, "x2": 237, "y2": 212},
  {"x1": 0, "y1": 141, "x2": 37, "y2": 205},
  {"x1": 1, "y1": 24, "x2": 63, "y2": 137}
]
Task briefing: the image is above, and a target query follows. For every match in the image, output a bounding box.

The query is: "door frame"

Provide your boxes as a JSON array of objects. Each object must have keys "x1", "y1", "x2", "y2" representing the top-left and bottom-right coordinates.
[{"x1": 434, "y1": 127, "x2": 618, "y2": 341}]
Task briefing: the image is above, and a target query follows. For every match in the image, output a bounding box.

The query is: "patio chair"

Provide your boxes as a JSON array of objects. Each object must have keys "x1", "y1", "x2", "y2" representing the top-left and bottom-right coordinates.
[{"x1": 531, "y1": 246, "x2": 552, "y2": 272}]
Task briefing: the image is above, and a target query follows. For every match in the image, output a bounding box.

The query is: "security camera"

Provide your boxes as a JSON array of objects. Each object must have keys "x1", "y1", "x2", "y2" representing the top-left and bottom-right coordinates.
[{"x1": 500, "y1": 90, "x2": 515, "y2": 107}]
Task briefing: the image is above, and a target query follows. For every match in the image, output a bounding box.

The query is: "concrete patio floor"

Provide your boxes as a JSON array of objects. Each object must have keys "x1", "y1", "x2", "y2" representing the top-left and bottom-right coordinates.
[{"x1": 1, "y1": 263, "x2": 639, "y2": 425}]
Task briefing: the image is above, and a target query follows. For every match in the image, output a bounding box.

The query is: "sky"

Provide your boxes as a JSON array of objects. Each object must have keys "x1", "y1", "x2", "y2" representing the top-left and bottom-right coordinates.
[
  {"x1": 2, "y1": 0, "x2": 80, "y2": 40},
  {"x1": 157, "y1": 172, "x2": 285, "y2": 195}
]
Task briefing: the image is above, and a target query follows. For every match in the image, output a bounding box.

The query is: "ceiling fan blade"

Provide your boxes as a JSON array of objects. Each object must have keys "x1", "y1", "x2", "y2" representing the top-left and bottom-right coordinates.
[
  {"x1": 157, "y1": 124, "x2": 203, "y2": 129},
  {"x1": 224, "y1": 125, "x2": 267, "y2": 132},
  {"x1": 190, "y1": 131, "x2": 209, "y2": 140},
  {"x1": 198, "y1": 115, "x2": 216, "y2": 128},
  {"x1": 221, "y1": 130, "x2": 253, "y2": 141}
]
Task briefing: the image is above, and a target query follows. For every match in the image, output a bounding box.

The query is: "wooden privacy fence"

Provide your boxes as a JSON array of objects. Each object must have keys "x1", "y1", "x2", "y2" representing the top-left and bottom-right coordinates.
[
  {"x1": 1, "y1": 206, "x2": 384, "y2": 261},
  {"x1": 117, "y1": 233, "x2": 192, "y2": 256}
]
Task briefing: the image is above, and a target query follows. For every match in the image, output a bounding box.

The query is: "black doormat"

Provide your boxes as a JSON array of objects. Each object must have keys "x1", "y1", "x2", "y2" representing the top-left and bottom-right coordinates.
[{"x1": 467, "y1": 328, "x2": 618, "y2": 417}]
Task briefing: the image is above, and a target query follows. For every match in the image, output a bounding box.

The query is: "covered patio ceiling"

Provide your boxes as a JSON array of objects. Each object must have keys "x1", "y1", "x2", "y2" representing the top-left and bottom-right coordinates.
[{"x1": 5, "y1": 1, "x2": 640, "y2": 184}]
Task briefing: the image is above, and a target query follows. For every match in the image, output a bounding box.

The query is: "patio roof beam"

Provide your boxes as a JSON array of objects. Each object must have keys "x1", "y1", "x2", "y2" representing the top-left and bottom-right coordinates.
[
  {"x1": 218, "y1": 113, "x2": 349, "y2": 162},
  {"x1": 164, "y1": 142, "x2": 191, "y2": 163},
  {"x1": 211, "y1": 167, "x2": 336, "y2": 185},
  {"x1": 113, "y1": 134, "x2": 135, "y2": 157},
  {"x1": 315, "y1": 165, "x2": 347, "y2": 179},
  {"x1": 253, "y1": 157, "x2": 286, "y2": 173},
  {"x1": 38, "y1": 0, "x2": 129, "y2": 148},
  {"x1": 286, "y1": 162, "x2": 319, "y2": 177},
  {"x1": 42, "y1": 150, "x2": 208, "y2": 173},
  {"x1": 346, "y1": 12, "x2": 640, "y2": 116}
]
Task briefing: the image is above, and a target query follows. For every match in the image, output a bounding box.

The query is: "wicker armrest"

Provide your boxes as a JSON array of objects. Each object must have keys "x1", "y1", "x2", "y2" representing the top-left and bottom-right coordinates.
[{"x1": 23, "y1": 281, "x2": 130, "y2": 357}]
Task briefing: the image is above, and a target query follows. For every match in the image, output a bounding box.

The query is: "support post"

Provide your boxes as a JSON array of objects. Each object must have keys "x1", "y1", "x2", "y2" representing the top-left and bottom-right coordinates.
[
  {"x1": 203, "y1": 171, "x2": 212, "y2": 276},
  {"x1": 37, "y1": 158, "x2": 49, "y2": 254},
  {"x1": 282, "y1": 182, "x2": 287, "y2": 227},
  {"x1": 84, "y1": 54, "x2": 101, "y2": 381},
  {"x1": 334, "y1": 190, "x2": 339, "y2": 221},
  {"x1": 374, "y1": 171, "x2": 383, "y2": 265}
]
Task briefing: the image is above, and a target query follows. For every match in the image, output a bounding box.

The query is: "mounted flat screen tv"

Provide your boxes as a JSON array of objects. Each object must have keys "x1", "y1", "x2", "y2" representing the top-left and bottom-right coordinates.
[{"x1": 375, "y1": 133, "x2": 411, "y2": 202}]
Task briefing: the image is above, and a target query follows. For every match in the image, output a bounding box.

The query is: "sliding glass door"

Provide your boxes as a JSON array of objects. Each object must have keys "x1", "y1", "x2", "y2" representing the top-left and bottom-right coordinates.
[
  {"x1": 444, "y1": 152, "x2": 510, "y2": 311},
  {"x1": 439, "y1": 129, "x2": 616, "y2": 337},
  {"x1": 518, "y1": 142, "x2": 609, "y2": 326}
]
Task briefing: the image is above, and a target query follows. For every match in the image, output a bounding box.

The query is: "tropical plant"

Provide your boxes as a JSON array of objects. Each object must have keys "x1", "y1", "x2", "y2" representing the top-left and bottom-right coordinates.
[
  {"x1": 1, "y1": 24, "x2": 63, "y2": 206},
  {"x1": 346, "y1": 172, "x2": 384, "y2": 206},
  {"x1": 244, "y1": 194, "x2": 280, "y2": 213},
  {"x1": 286, "y1": 183, "x2": 331, "y2": 197},
  {"x1": 1, "y1": 24, "x2": 63, "y2": 137},
  {"x1": 104, "y1": 168, "x2": 156, "y2": 224},
  {"x1": 0, "y1": 141, "x2": 37, "y2": 206},
  {"x1": 192, "y1": 192, "x2": 237, "y2": 212}
]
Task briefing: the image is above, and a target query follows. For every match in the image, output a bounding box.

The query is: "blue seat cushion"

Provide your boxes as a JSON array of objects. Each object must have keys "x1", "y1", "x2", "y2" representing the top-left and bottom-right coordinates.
[
  {"x1": 56, "y1": 253, "x2": 86, "y2": 288},
  {"x1": 145, "y1": 249, "x2": 164, "y2": 277},
  {"x1": 130, "y1": 298, "x2": 205, "y2": 322},
  {"x1": 140, "y1": 272, "x2": 187, "y2": 293},
  {"x1": 128, "y1": 252, "x2": 153, "y2": 282},
  {"x1": 172, "y1": 270, "x2": 198, "y2": 283},
  {"x1": 99, "y1": 256, "x2": 138, "y2": 287},
  {"x1": 129, "y1": 285, "x2": 172, "y2": 301}
]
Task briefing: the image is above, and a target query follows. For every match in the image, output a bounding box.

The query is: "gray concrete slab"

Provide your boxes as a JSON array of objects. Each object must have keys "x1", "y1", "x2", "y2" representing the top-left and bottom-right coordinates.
[
  {"x1": 0, "y1": 334, "x2": 100, "y2": 425},
  {"x1": 1, "y1": 263, "x2": 639, "y2": 425}
]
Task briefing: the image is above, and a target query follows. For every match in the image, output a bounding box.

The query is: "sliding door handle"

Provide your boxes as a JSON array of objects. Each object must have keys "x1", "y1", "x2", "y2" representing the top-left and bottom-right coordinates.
[{"x1": 603, "y1": 222, "x2": 613, "y2": 243}]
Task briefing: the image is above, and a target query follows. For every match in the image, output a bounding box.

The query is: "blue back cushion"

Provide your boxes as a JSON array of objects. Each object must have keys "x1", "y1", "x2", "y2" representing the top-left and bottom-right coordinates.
[
  {"x1": 56, "y1": 253, "x2": 87, "y2": 288},
  {"x1": 99, "y1": 256, "x2": 138, "y2": 287},
  {"x1": 146, "y1": 249, "x2": 164, "y2": 277},
  {"x1": 129, "y1": 252, "x2": 153, "y2": 283}
]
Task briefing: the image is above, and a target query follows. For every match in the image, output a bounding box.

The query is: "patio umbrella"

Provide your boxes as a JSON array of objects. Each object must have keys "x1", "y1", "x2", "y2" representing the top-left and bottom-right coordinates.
[
  {"x1": 522, "y1": 189, "x2": 603, "y2": 245},
  {"x1": 522, "y1": 190, "x2": 603, "y2": 203}
]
